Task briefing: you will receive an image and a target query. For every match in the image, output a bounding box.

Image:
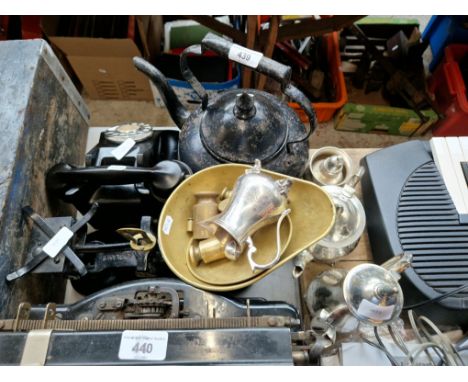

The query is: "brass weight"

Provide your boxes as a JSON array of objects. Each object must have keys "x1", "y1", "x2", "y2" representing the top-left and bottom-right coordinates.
[
  {"x1": 189, "y1": 230, "x2": 236, "y2": 266},
  {"x1": 189, "y1": 237, "x2": 223, "y2": 266},
  {"x1": 192, "y1": 192, "x2": 219, "y2": 240},
  {"x1": 217, "y1": 187, "x2": 232, "y2": 212}
]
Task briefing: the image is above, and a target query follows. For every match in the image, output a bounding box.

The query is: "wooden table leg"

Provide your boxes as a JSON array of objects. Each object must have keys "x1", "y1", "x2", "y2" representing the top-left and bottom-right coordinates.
[
  {"x1": 256, "y1": 16, "x2": 280, "y2": 91},
  {"x1": 242, "y1": 16, "x2": 258, "y2": 89}
]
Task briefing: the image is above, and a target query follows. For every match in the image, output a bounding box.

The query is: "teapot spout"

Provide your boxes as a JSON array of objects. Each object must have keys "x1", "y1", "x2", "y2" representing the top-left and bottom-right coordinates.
[
  {"x1": 133, "y1": 57, "x2": 190, "y2": 129},
  {"x1": 381, "y1": 252, "x2": 413, "y2": 281}
]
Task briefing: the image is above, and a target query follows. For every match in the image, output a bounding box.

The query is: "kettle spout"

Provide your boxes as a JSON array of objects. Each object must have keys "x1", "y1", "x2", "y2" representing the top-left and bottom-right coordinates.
[{"x1": 133, "y1": 57, "x2": 190, "y2": 129}]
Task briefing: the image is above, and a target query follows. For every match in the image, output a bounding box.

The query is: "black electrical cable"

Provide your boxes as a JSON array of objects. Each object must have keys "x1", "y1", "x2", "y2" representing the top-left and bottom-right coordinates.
[
  {"x1": 361, "y1": 336, "x2": 399, "y2": 366},
  {"x1": 403, "y1": 282, "x2": 468, "y2": 310},
  {"x1": 388, "y1": 325, "x2": 413, "y2": 364},
  {"x1": 374, "y1": 326, "x2": 387, "y2": 351}
]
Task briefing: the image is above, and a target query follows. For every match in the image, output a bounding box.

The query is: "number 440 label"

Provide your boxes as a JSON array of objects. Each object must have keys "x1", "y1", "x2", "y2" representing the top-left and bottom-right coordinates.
[{"x1": 118, "y1": 330, "x2": 168, "y2": 361}]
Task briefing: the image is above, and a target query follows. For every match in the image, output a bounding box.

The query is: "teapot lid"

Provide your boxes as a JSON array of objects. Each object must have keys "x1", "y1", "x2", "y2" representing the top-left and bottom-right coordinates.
[
  {"x1": 343, "y1": 263, "x2": 403, "y2": 325},
  {"x1": 199, "y1": 90, "x2": 290, "y2": 164}
]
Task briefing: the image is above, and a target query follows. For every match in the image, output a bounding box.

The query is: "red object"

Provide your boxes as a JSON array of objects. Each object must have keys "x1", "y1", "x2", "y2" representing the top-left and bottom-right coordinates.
[
  {"x1": 0, "y1": 16, "x2": 9, "y2": 40},
  {"x1": 429, "y1": 44, "x2": 468, "y2": 136},
  {"x1": 276, "y1": 41, "x2": 311, "y2": 71},
  {"x1": 289, "y1": 32, "x2": 348, "y2": 123},
  {"x1": 21, "y1": 16, "x2": 42, "y2": 39},
  {"x1": 127, "y1": 16, "x2": 135, "y2": 40}
]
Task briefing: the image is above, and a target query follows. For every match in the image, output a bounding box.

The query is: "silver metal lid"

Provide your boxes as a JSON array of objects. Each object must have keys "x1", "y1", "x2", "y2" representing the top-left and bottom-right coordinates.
[
  {"x1": 343, "y1": 263, "x2": 403, "y2": 325},
  {"x1": 309, "y1": 147, "x2": 353, "y2": 186}
]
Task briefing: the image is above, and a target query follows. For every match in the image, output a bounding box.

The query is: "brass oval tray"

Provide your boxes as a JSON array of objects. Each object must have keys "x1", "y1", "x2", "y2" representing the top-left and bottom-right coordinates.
[
  {"x1": 158, "y1": 163, "x2": 335, "y2": 292},
  {"x1": 186, "y1": 214, "x2": 293, "y2": 286}
]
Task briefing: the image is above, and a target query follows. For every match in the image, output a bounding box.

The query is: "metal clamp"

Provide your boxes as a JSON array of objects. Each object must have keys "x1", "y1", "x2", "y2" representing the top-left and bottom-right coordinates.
[
  {"x1": 116, "y1": 228, "x2": 157, "y2": 251},
  {"x1": 42, "y1": 303, "x2": 57, "y2": 329},
  {"x1": 13, "y1": 302, "x2": 31, "y2": 332},
  {"x1": 96, "y1": 286, "x2": 181, "y2": 319},
  {"x1": 6, "y1": 203, "x2": 99, "y2": 281}
]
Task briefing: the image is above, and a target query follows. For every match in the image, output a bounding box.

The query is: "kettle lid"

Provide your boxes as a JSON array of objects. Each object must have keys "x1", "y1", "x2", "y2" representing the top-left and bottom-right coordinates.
[{"x1": 199, "y1": 90, "x2": 290, "y2": 164}]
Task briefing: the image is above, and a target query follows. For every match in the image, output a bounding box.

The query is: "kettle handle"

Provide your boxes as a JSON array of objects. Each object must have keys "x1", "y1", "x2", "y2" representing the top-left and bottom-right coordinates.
[
  {"x1": 201, "y1": 33, "x2": 318, "y2": 147},
  {"x1": 180, "y1": 45, "x2": 209, "y2": 110},
  {"x1": 180, "y1": 32, "x2": 318, "y2": 145},
  {"x1": 283, "y1": 83, "x2": 317, "y2": 150},
  {"x1": 201, "y1": 32, "x2": 292, "y2": 88}
]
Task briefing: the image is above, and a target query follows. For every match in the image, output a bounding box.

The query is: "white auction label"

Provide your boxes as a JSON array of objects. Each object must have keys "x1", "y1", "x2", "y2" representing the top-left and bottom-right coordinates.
[
  {"x1": 357, "y1": 299, "x2": 395, "y2": 321},
  {"x1": 228, "y1": 44, "x2": 263, "y2": 69},
  {"x1": 162, "y1": 215, "x2": 173, "y2": 235},
  {"x1": 118, "y1": 330, "x2": 168, "y2": 361},
  {"x1": 43, "y1": 226, "x2": 74, "y2": 258},
  {"x1": 111, "y1": 138, "x2": 136, "y2": 160},
  {"x1": 107, "y1": 165, "x2": 127, "y2": 171}
]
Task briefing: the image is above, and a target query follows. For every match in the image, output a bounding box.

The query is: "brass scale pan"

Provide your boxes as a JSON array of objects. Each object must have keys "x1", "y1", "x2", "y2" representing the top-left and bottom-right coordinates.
[{"x1": 158, "y1": 164, "x2": 335, "y2": 292}]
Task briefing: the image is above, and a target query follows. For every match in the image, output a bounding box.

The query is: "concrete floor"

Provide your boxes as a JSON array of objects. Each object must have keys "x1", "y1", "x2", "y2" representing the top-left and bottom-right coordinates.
[{"x1": 86, "y1": 97, "x2": 429, "y2": 149}]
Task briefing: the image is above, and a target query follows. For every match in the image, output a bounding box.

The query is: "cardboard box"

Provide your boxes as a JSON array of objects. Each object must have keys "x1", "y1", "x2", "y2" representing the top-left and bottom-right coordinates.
[
  {"x1": 335, "y1": 103, "x2": 438, "y2": 136},
  {"x1": 49, "y1": 37, "x2": 153, "y2": 101}
]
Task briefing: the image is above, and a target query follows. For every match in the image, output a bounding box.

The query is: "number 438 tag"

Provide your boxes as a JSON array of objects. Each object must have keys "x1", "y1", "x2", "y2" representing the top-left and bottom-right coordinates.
[
  {"x1": 118, "y1": 330, "x2": 168, "y2": 361},
  {"x1": 228, "y1": 44, "x2": 263, "y2": 69}
]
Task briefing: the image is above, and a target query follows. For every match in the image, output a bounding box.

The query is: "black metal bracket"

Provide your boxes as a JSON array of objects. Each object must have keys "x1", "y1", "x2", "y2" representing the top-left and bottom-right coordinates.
[{"x1": 6, "y1": 203, "x2": 99, "y2": 282}]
